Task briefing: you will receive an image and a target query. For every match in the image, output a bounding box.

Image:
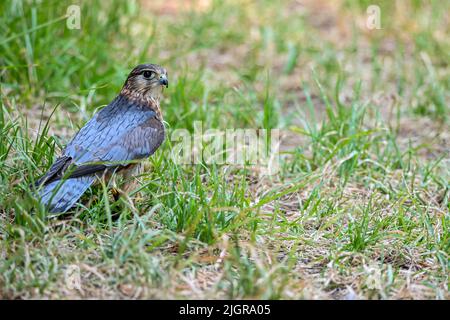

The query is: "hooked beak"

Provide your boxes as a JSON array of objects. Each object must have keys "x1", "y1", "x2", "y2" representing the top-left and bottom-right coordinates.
[{"x1": 159, "y1": 74, "x2": 168, "y2": 88}]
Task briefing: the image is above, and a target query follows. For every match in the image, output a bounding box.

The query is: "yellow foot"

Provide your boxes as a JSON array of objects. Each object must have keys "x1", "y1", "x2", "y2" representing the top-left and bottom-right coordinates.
[{"x1": 111, "y1": 188, "x2": 121, "y2": 202}]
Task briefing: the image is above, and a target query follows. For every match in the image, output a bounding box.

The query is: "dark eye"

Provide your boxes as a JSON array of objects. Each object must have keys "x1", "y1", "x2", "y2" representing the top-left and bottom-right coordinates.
[{"x1": 142, "y1": 70, "x2": 153, "y2": 79}]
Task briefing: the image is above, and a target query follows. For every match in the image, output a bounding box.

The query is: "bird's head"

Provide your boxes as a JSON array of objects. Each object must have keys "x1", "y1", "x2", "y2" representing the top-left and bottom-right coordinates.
[{"x1": 121, "y1": 63, "x2": 168, "y2": 102}]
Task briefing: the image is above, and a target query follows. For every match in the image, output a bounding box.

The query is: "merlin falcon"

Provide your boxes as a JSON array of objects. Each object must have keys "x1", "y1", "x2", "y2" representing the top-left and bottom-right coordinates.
[{"x1": 34, "y1": 64, "x2": 168, "y2": 213}]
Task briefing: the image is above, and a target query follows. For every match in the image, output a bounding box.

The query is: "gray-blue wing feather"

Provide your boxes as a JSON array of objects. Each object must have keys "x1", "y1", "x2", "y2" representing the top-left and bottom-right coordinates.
[
  {"x1": 64, "y1": 95, "x2": 159, "y2": 164},
  {"x1": 37, "y1": 94, "x2": 165, "y2": 213}
]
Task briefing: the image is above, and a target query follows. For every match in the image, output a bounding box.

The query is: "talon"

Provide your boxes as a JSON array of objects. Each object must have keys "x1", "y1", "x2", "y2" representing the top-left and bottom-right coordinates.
[{"x1": 111, "y1": 188, "x2": 121, "y2": 202}]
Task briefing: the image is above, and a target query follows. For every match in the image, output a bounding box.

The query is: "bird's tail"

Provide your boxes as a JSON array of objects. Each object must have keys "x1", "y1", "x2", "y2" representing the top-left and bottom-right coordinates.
[{"x1": 39, "y1": 176, "x2": 96, "y2": 213}]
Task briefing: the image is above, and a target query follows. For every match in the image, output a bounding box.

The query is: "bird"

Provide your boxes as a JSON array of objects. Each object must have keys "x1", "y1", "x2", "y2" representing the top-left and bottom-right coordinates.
[{"x1": 34, "y1": 63, "x2": 168, "y2": 213}]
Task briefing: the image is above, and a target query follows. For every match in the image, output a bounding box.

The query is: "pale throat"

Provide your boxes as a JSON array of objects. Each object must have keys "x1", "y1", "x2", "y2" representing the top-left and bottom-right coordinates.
[
  {"x1": 147, "y1": 85, "x2": 163, "y2": 101},
  {"x1": 120, "y1": 85, "x2": 164, "y2": 121}
]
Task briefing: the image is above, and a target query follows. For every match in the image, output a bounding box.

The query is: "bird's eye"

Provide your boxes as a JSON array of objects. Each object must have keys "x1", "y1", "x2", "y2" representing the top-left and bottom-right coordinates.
[{"x1": 142, "y1": 70, "x2": 153, "y2": 79}]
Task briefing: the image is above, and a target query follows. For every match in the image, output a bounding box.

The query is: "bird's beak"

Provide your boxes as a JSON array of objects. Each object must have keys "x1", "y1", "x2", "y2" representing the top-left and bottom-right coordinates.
[{"x1": 159, "y1": 74, "x2": 168, "y2": 88}]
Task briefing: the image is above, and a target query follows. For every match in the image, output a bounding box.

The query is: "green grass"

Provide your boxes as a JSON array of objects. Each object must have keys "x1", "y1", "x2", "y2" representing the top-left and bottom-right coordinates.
[{"x1": 0, "y1": 0, "x2": 449, "y2": 299}]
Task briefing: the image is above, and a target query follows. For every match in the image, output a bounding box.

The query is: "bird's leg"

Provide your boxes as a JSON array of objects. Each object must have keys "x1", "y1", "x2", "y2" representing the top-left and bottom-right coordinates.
[
  {"x1": 107, "y1": 165, "x2": 142, "y2": 217},
  {"x1": 121, "y1": 163, "x2": 144, "y2": 201},
  {"x1": 111, "y1": 188, "x2": 121, "y2": 202},
  {"x1": 122, "y1": 178, "x2": 143, "y2": 202},
  {"x1": 110, "y1": 163, "x2": 144, "y2": 203},
  {"x1": 108, "y1": 174, "x2": 122, "y2": 202}
]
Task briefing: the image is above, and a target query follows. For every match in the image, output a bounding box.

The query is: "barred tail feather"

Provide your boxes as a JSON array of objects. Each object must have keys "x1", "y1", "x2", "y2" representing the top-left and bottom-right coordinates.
[{"x1": 39, "y1": 176, "x2": 96, "y2": 213}]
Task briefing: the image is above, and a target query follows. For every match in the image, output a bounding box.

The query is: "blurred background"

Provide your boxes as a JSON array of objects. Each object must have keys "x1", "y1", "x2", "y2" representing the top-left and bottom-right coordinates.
[
  {"x1": 0, "y1": 0, "x2": 448, "y2": 299},
  {"x1": 2, "y1": 1, "x2": 448, "y2": 131}
]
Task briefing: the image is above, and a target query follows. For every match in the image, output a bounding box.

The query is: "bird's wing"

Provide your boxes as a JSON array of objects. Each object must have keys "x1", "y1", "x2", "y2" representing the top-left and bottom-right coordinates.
[
  {"x1": 36, "y1": 95, "x2": 164, "y2": 186},
  {"x1": 33, "y1": 155, "x2": 71, "y2": 187},
  {"x1": 66, "y1": 116, "x2": 165, "y2": 178}
]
